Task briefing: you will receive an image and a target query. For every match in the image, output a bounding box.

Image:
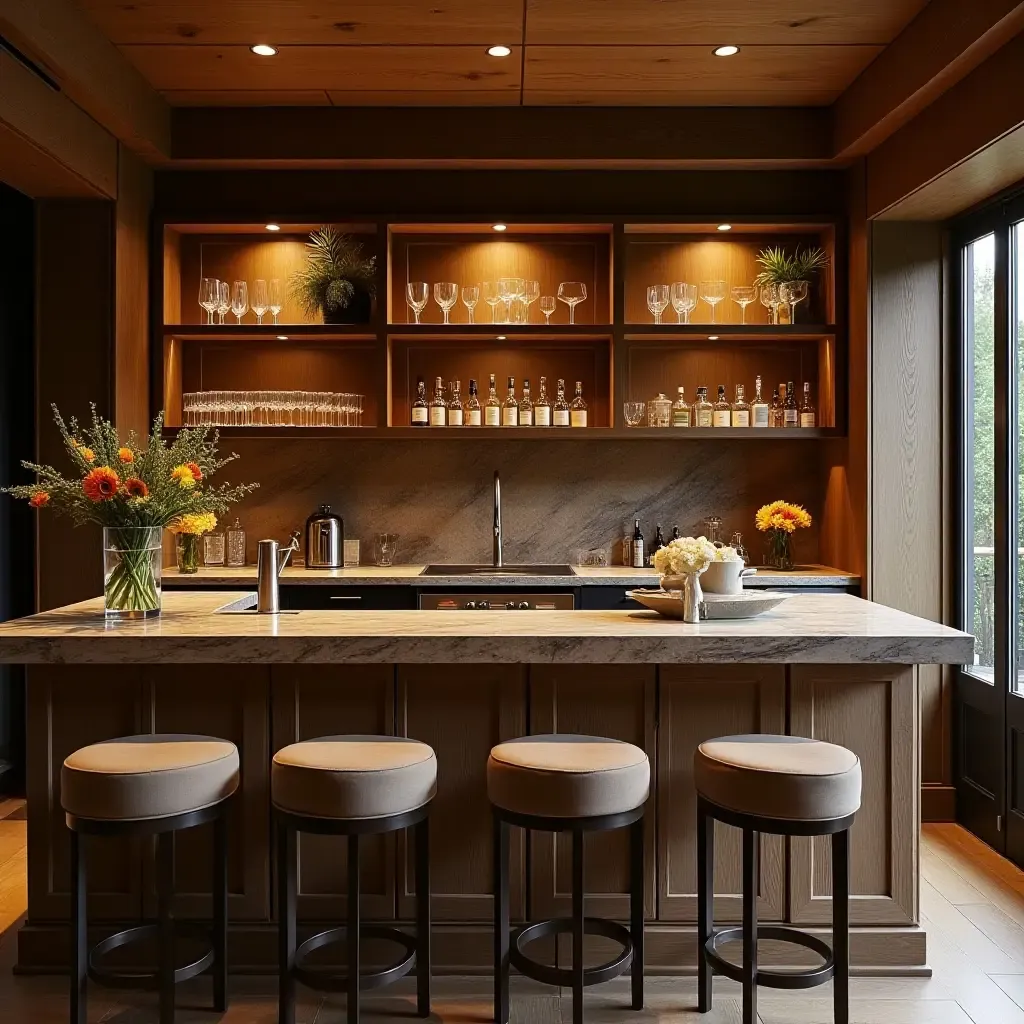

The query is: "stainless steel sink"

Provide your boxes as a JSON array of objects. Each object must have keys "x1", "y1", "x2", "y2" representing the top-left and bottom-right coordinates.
[{"x1": 420, "y1": 564, "x2": 576, "y2": 577}]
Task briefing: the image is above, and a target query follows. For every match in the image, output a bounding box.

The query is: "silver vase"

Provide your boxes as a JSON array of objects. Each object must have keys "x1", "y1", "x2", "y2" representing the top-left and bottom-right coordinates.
[{"x1": 682, "y1": 572, "x2": 703, "y2": 623}]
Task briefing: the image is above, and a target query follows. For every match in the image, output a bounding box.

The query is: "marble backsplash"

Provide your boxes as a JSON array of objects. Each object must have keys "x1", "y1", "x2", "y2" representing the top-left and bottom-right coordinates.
[{"x1": 219, "y1": 438, "x2": 823, "y2": 567}]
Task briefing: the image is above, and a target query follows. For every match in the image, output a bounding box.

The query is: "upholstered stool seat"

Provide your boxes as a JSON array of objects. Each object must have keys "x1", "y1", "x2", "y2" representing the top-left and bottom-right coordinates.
[{"x1": 272, "y1": 735, "x2": 435, "y2": 1024}]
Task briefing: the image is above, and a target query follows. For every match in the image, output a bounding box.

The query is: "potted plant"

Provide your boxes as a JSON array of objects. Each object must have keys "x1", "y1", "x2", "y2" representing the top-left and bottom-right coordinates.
[
  {"x1": 290, "y1": 226, "x2": 376, "y2": 325},
  {"x1": 753, "y1": 246, "x2": 830, "y2": 323}
]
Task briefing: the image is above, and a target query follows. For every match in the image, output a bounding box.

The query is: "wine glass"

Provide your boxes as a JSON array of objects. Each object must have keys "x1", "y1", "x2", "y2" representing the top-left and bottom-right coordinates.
[
  {"x1": 482, "y1": 281, "x2": 504, "y2": 324},
  {"x1": 406, "y1": 281, "x2": 429, "y2": 324},
  {"x1": 698, "y1": 279, "x2": 727, "y2": 324},
  {"x1": 497, "y1": 277, "x2": 522, "y2": 324},
  {"x1": 539, "y1": 295, "x2": 556, "y2": 324},
  {"x1": 268, "y1": 279, "x2": 282, "y2": 324},
  {"x1": 779, "y1": 279, "x2": 809, "y2": 324},
  {"x1": 461, "y1": 285, "x2": 480, "y2": 323},
  {"x1": 670, "y1": 281, "x2": 697, "y2": 324},
  {"x1": 646, "y1": 284, "x2": 669, "y2": 324},
  {"x1": 521, "y1": 280, "x2": 540, "y2": 323},
  {"x1": 251, "y1": 279, "x2": 268, "y2": 325},
  {"x1": 433, "y1": 282, "x2": 458, "y2": 324},
  {"x1": 216, "y1": 280, "x2": 230, "y2": 324},
  {"x1": 730, "y1": 284, "x2": 757, "y2": 325},
  {"x1": 230, "y1": 280, "x2": 248, "y2": 324},
  {"x1": 557, "y1": 282, "x2": 587, "y2": 324},
  {"x1": 759, "y1": 282, "x2": 780, "y2": 325},
  {"x1": 199, "y1": 278, "x2": 218, "y2": 324}
]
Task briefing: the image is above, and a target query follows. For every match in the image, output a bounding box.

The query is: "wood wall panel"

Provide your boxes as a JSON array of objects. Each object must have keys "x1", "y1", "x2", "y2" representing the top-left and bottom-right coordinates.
[
  {"x1": 658, "y1": 666, "x2": 786, "y2": 923},
  {"x1": 790, "y1": 665, "x2": 917, "y2": 926}
]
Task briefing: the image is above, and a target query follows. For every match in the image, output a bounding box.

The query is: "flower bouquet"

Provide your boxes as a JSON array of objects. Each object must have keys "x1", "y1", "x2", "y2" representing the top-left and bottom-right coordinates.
[
  {"x1": 171, "y1": 512, "x2": 218, "y2": 575},
  {"x1": 653, "y1": 535, "x2": 717, "y2": 623},
  {"x1": 755, "y1": 500, "x2": 812, "y2": 571},
  {"x1": 4, "y1": 405, "x2": 257, "y2": 617}
]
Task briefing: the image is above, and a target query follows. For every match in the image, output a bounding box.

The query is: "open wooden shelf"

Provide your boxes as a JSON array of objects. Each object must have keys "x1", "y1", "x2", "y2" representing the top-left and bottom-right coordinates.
[
  {"x1": 162, "y1": 325, "x2": 376, "y2": 341},
  {"x1": 164, "y1": 426, "x2": 840, "y2": 440},
  {"x1": 386, "y1": 325, "x2": 610, "y2": 339},
  {"x1": 622, "y1": 324, "x2": 837, "y2": 340}
]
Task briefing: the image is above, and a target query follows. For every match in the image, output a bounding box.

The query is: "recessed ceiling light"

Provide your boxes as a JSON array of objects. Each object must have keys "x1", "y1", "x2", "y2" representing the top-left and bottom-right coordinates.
[
  {"x1": 497, "y1": 335, "x2": 507, "y2": 340},
  {"x1": 713, "y1": 45, "x2": 739, "y2": 57},
  {"x1": 487, "y1": 45, "x2": 512, "y2": 57},
  {"x1": 492, "y1": 223, "x2": 507, "y2": 232},
  {"x1": 717, "y1": 223, "x2": 732, "y2": 231},
  {"x1": 277, "y1": 335, "x2": 289, "y2": 340},
  {"x1": 250, "y1": 43, "x2": 277, "y2": 56},
  {"x1": 708, "y1": 335, "x2": 719, "y2": 341},
  {"x1": 266, "y1": 223, "x2": 280, "y2": 231}
]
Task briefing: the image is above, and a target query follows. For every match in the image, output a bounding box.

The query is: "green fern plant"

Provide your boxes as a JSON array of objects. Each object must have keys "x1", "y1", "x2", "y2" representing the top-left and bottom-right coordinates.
[
  {"x1": 290, "y1": 227, "x2": 376, "y2": 323},
  {"x1": 753, "y1": 245, "x2": 830, "y2": 286}
]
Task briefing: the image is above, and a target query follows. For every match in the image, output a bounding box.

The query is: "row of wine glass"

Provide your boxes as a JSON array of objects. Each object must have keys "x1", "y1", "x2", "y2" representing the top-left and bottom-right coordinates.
[
  {"x1": 182, "y1": 390, "x2": 364, "y2": 427},
  {"x1": 198, "y1": 278, "x2": 283, "y2": 325},
  {"x1": 646, "y1": 280, "x2": 810, "y2": 325},
  {"x1": 405, "y1": 279, "x2": 588, "y2": 325}
]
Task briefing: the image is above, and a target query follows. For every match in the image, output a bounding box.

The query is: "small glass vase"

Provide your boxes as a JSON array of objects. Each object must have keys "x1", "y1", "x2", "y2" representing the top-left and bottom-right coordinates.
[
  {"x1": 763, "y1": 530, "x2": 794, "y2": 571},
  {"x1": 176, "y1": 533, "x2": 201, "y2": 575},
  {"x1": 103, "y1": 527, "x2": 162, "y2": 618}
]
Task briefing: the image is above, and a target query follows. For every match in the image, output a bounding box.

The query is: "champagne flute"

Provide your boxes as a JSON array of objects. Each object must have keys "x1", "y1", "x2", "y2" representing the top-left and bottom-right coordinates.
[
  {"x1": 251, "y1": 279, "x2": 268, "y2": 325},
  {"x1": 759, "y1": 282, "x2": 780, "y2": 325},
  {"x1": 539, "y1": 295, "x2": 556, "y2": 324},
  {"x1": 433, "y1": 281, "x2": 458, "y2": 324},
  {"x1": 268, "y1": 279, "x2": 282, "y2": 324},
  {"x1": 730, "y1": 284, "x2": 757, "y2": 325},
  {"x1": 670, "y1": 281, "x2": 697, "y2": 324},
  {"x1": 557, "y1": 281, "x2": 587, "y2": 324},
  {"x1": 199, "y1": 278, "x2": 218, "y2": 324},
  {"x1": 522, "y1": 280, "x2": 540, "y2": 323},
  {"x1": 230, "y1": 280, "x2": 248, "y2": 324},
  {"x1": 461, "y1": 284, "x2": 480, "y2": 323},
  {"x1": 482, "y1": 281, "x2": 504, "y2": 323},
  {"x1": 646, "y1": 284, "x2": 669, "y2": 324},
  {"x1": 216, "y1": 280, "x2": 230, "y2": 324},
  {"x1": 406, "y1": 281, "x2": 429, "y2": 324},
  {"x1": 698, "y1": 279, "x2": 727, "y2": 324},
  {"x1": 779, "y1": 279, "x2": 809, "y2": 324}
]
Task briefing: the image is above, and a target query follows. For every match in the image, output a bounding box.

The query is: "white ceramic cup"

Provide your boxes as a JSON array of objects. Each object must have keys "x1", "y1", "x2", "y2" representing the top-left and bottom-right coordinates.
[{"x1": 700, "y1": 560, "x2": 756, "y2": 595}]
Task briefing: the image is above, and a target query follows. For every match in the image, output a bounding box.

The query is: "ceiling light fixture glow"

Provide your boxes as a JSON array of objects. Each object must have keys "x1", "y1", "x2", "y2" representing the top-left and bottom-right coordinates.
[
  {"x1": 250, "y1": 43, "x2": 278, "y2": 56},
  {"x1": 717, "y1": 223, "x2": 732, "y2": 231},
  {"x1": 713, "y1": 45, "x2": 740, "y2": 57},
  {"x1": 497, "y1": 335, "x2": 507, "y2": 340},
  {"x1": 266, "y1": 223, "x2": 280, "y2": 231},
  {"x1": 492, "y1": 223, "x2": 507, "y2": 232},
  {"x1": 487, "y1": 45, "x2": 512, "y2": 57},
  {"x1": 708, "y1": 335, "x2": 719, "y2": 341},
  {"x1": 277, "y1": 335, "x2": 289, "y2": 341}
]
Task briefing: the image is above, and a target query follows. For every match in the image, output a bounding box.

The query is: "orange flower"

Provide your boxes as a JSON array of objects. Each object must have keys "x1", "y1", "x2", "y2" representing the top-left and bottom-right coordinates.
[
  {"x1": 170, "y1": 465, "x2": 196, "y2": 489},
  {"x1": 123, "y1": 478, "x2": 149, "y2": 499},
  {"x1": 118, "y1": 447, "x2": 135, "y2": 464},
  {"x1": 83, "y1": 466, "x2": 119, "y2": 502},
  {"x1": 185, "y1": 461, "x2": 203, "y2": 482},
  {"x1": 78, "y1": 447, "x2": 96, "y2": 463},
  {"x1": 29, "y1": 492, "x2": 50, "y2": 509}
]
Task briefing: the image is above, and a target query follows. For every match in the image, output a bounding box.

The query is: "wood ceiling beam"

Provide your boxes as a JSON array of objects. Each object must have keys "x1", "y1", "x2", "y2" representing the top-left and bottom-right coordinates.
[
  {"x1": 833, "y1": 0, "x2": 1024, "y2": 159},
  {"x1": 0, "y1": 0, "x2": 170, "y2": 161}
]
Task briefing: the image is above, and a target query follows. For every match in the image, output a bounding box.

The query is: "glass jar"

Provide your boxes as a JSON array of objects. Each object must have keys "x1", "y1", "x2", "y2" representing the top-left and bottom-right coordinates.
[
  {"x1": 175, "y1": 533, "x2": 201, "y2": 574},
  {"x1": 730, "y1": 531, "x2": 749, "y2": 564},
  {"x1": 203, "y1": 530, "x2": 225, "y2": 566},
  {"x1": 647, "y1": 393, "x2": 671, "y2": 428},
  {"x1": 104, "y1": 526, "x2": 162, "y2": 618},
  {"x1": 225, "y1": 518, "x2": 246, "y2": 567}
]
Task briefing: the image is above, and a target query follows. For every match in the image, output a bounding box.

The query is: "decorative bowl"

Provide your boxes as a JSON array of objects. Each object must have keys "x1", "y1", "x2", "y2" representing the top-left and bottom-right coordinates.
[{"x1": 627, "y1": 589, "x2": 789, "y2": 620}]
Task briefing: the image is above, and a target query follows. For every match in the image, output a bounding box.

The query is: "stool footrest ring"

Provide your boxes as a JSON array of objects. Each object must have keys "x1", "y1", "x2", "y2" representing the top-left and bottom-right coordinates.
[
  {"x1": 510, "y1": 917, "x2": 633, "y2": 989},
  {"x1": 88, "y1": 922, "x2": 215, "y2": 990},
  {"x1": 292, "y1": 923, "x2": 417, "y2": 994},
  {"x1": 705, "y1": 926, "x2": 835, "y2": 991}
]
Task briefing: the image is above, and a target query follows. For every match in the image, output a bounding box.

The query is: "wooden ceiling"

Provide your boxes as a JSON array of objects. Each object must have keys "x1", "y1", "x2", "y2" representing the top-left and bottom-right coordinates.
[{"x1": 73, "y1": 0, "x2": 929, "y2": 107}]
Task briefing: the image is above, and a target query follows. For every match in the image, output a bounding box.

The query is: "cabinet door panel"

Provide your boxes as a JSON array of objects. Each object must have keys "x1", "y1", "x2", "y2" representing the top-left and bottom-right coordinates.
[{"x1": 658, "y1": 665, "x2": 786, "y2": 922}]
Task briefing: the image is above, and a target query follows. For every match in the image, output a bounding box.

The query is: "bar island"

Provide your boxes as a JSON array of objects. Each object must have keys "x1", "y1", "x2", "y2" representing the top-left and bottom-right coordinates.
[{"x1": 0, "y1": 592, "x2": 973, "y2": 975}]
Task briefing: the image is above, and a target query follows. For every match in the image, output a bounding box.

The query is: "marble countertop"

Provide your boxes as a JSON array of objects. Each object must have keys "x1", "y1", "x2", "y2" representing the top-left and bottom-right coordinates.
[
  {"x1": 161, "y1": 564, "x2": 861, "y2": 589},
  {"x1": 0, "y1": 591, "x2": 971, "y2": 665}
]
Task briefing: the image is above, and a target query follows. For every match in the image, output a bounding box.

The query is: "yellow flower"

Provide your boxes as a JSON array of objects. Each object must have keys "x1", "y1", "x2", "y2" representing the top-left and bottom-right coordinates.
[
  {"x1": 171, "y1": 465, "x2": 196, "y2": 489},
  {"x1": 118, "y1": 447, "x2": 135, "y2": 464},
  {"x1": 171, "y1": 512, "x2": 217, "y2": 536},
  {"x1": 756, "y1": 500, "x2": 812, "y2": 534},
  {"x1": 78, "y1": 447, "x2": 96, "y2": 463}
]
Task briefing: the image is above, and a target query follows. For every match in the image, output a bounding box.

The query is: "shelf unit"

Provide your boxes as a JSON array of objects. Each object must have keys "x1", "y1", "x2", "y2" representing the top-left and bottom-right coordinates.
[{"x1": 154, "y1": 216, "x2": 845, "y2": 437}]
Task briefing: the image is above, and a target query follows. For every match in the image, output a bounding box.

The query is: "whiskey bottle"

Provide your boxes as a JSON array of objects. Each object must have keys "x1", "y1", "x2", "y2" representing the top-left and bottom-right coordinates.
[
  {"x1": 731, "y1": 384, "x2": 750, "y2": 427},
  {"x1": 783, "y1": 379, "x2": 798, "y2": 426},
  {"x1": 671, "y1": 526, "x2": 681, "y2": 541},
  {"x1": 712, "y1": 385, "x2": 731, "y2": 427},
  {"x1": 519, "y1": 379, "x2": 534, "y2": 426},
  {"x1": 502, "y1": 376, "x2": 519, "y2": 426},
  {"x1": 632, "y1": 518, "x2": 645, "y2": 568},
  {"x1": 429, "y1": 377, "x2": 447, "y2": 427},
  {"x1": 649, "y1": 524, "x2": 665, "y2": 567},
  {"x1": 799, "y1": 381, "x2": 816, "y2": 427},
  {"x1": 485, "y1": 373, "x2": 501, "y2": 426},
  {"x1": 769, "y1": 388, "x2": 783, "y2": 427},
  {"x1": 448, "y1": 379, "x2": 464, "y2": 426},
  {"x1": 693, "y1": 386, "x2": 713, "y2": 427},
  {"x1": 411, "y1": 377, "x2": 428, "y2": 426},
  {"x1": 534, "y1": 376, "x2": 552, "y2": 426},
  {"x1": 570, "y1": 381, "x2": 588, "y2": 427},
  {"x1": 553, "y1": 379, "x2": 570, "y2": 427},
  {"x1": 672, "y1": 386, "x2": 690, "y2": 427},
  {"x1": 751, "y1": 375, "x2": 770, "y2": 427},
  {"x1": 466, "y1": 379, "x2": 482, "y2": 426}
]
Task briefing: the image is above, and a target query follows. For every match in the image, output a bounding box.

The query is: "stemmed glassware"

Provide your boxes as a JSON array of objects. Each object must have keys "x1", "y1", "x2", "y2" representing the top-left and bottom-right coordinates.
[
  {"x1": 199, "y1": 278, "x2": 218, "y2": 324},
  {"x1": 230, "y1": 280, "x2": 248, "y2": 324},
  {"x1": 670, "y1": 281, "x2": 697, "y2": 324},
  {"x1": 433, "y1": 282, "x2": 458, "y2": 324},
  {"x1": 251, "y1": 279, "x2": 268, "y2": 325},
  {"x1": 699, "y1": 280, "x2": 727, "y2": 324},
  {"x1": 779, "y1": 280, "x2": 809, "y2": 324},
  {"x1": 539, "y1": 295, "x2": 556, "y2": 324},
  {"x1": 759, "y1": 282, "x2": 780, "y2": 325},
  {"x1": 730, "y1": 284, "x2": 757, "y2": 324},
  {"x1": 461, "y1": 285, "x2": 480, "y2": 323},
  {"x1": 268, "y1": 279, "x2": 282, "y2": 324},
  {"x1": 483, "y1": 281, "x2": 504, "y2": 324},
  {"x1": 522, "y1": 280, "x2": 540, "y2": 323},
  {"x1": 557, "y1": 282, "x2": 587, "y2": 324},
  {"x1": 216, "y1": 280, "x2": 230, "y2": 324},
  {"x1": 497, "y1": 278, "x2": 523, "y2": 324},
  {"x1": 646, "y1": 284, "x2": 670, "y2": 324},
  {"x1": 406, "y1": 281, "x2": 429, "y2": 324}
]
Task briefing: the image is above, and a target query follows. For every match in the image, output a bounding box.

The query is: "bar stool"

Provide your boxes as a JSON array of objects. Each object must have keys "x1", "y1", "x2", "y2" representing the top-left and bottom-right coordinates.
[
  {"x1": 272, "y1": 735, "x2": 436, "y2": 1024},
  {"x1": 488, "y1": 734, "x2": 649, "y2": 1024},
  {"x1": 62, "y1": 733, "x2": 239, "y2": 1024},
  {"x1": 694, "y1": 734, "x2": 862, "y2": 1024}
]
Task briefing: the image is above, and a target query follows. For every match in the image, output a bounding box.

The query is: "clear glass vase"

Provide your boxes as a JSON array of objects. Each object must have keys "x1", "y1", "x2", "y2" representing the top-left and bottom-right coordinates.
[
  {"x1": 176, "y1": 533, "x2": 201, "y2": 574},
  {"x1": 763, "y1": 530, "x2": 794, "y2": 571},
  {"x1": 103, "y1": 527, "x2": 162, "y2": 618}
]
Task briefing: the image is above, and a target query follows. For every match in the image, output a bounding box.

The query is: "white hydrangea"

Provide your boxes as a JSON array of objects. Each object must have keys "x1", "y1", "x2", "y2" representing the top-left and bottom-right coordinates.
[
  {"x1": 653, "y1": 535, "x2": 717, "y2": 576},
  {"x1": 713, "y1": 545, "x2": 744, "y2": 562}
]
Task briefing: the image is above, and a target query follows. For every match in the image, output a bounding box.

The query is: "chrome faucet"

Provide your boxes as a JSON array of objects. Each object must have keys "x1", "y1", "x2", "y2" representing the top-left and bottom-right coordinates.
[
  {"x1": 493, "y1": 469, "x2": 502, "y2": 567},
  {"x1": 256, "y1": 531, "x2": 300, "y2": 613}
]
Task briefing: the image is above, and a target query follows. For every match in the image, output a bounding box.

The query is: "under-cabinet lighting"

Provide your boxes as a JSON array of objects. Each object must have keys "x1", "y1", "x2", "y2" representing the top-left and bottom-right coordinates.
[
  {"x1": 717, "y1": 223, "x2": 732, "y2": 231},
  {"x1": 487, "y1": 45, "x2": 512, "y2": 57},
  {"x1": 492, "y1": 223, "x2": 507, "y2": 232},
  {"x1": 277, "y1": 335, "x2": 289, "y2": 340},
  {"x1": 708, "y1": 335, "x2": 719, "y2": 340},
  {"x1": 497, "y1": 335, "x2": 507, "y2": 340},
  {"x1": 250, "y1": 44, "x2": 278, "y2": 56},
  {"x1": 265, "y1": 223, "x2": 281, "y2": 231},
  {"x1": 713, "y1": 45, "x2": 739, "y2": 57}
]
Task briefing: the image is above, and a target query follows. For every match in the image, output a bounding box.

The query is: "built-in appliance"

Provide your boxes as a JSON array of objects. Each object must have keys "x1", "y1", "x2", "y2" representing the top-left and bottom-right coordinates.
[
  {"x1": 304, "y1": 505, "x2": 343, "y2": 569},
  {"x1": 419, "y1": 592, "x2": 575, "y2": 610}
]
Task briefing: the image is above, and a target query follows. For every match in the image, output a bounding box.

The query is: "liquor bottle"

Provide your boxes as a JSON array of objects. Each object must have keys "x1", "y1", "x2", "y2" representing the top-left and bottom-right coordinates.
[
  {"x1": 448, "y1": 379, "x2": 464, "y2": 426},
  {"x1": 769, "y1": 388, "x2": 783, "y2": 427},
  {"x1": 570, "y1": 381, "x2": 588, "y2": 427},
  {"x1": 411, "y1": 377, "x2": 429, "y2": 426},
  {"x1": 731, "y1": 384, "x2": 750, "y2": 427},
  {"x1": 429, "y1": 376, "x2": 447, "y2": 426},
  {"x1": 466, "y1": 379, "x2": 482, "y2": 426},
  {"x1": 751, "y1": 375, "x2": 770, "y2": 427},
  {"x1": 783, "y1": 379, "x2": 798, "y2": 426},
  {"x1": 672, "y1": 386, "x2": 690, "y2": 427},
  {"x1": 649, "y1": 524, "x2": 665, "y2": 567},
  {"x1": 519, "y1": 379, "x2": 534, "y2": 426},
  {"x1": 553, "y1": 379, "x2": 570, "y2": 427},
  {"x1": 485, "y1": 373, "x2": 501, "y2": 426},
  {"x1": 671, "y1": 526, "x2": 681, "y2": 541},
  {"x1": 632, "y1": 518, "x2": 645, "y2": 568},
  {"x1": 693, "y1": 386, "x2": 713, "y2": 427},
  {"x1": 534, "y1": 376, "x2": 552, "y2": 426},
  {"x1": 502, "y1": 376, "x2": 519, "y2": 426},
  {"x1": 799, "y1": 381, "x2": 816, "y2": 427},
  {"x1": 712, "y1": 385, "x2": 731, "y2": 427}
]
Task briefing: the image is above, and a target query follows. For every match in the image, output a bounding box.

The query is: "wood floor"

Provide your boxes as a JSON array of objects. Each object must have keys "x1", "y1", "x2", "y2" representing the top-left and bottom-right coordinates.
[{"x1": 3, "y1": 820, "x2": 1024, "y2": 1022}]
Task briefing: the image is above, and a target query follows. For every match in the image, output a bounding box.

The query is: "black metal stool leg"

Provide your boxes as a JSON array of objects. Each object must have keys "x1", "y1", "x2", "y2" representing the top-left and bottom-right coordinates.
[
  {"x1": 416, "y1": 816, "x2": 431, "y2": 1017},
  {"x1": 630, "y1": 816, "x2": 644, "y2": 1011},
  {"x1": 572, "y1": 828, "x2": 585, "y2": 1024},
  {"x1": 697, "y1": 798, "x2": 714, "y2": 1013},
  {"x1": 278, "y1": 823, "x2": 297, "y2": 1024},
  {"x1": 833, "y1": 827, "x2": 850, "y2": 1024},
  {"x1": 348, "y1": 833, "x2": 361, "y2": 1024},
  {"x1": 493, "y1": 813, "x2": 510, "y2": 1024},
  {"x1": 70, "y1": 829, "x2": 87, "y2": 1024},
  {"x1": 741, "y1": 828, "x2": 758, "y2": 1024},
  {"x1": 213, "y1": 809, "x2": 228, "y2": 1012},
  {"x1": 157, "y1": 830, "x2": 176, "y2": 1024}
]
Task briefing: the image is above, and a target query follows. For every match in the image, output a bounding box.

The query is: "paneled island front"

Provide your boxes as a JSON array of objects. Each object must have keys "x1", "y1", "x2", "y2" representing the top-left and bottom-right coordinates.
[{"x1": 0, "y1": 592, "x2": 971, "y2": 976}]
